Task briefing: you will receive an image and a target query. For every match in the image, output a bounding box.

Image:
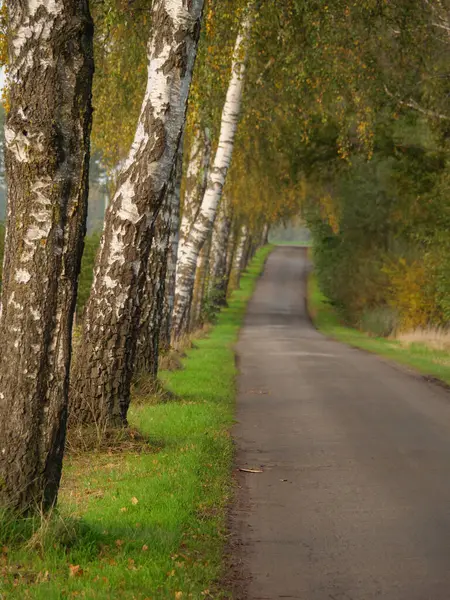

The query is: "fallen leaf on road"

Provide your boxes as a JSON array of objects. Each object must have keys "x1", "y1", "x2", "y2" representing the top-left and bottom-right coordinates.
[{"x1": 239, "y1": 468, "x2": 263, "y2": 473}]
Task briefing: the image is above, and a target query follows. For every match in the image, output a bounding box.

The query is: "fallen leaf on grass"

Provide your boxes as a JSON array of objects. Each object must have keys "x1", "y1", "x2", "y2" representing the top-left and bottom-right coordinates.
[
  {"x1": 175, "y1": 593, "x2": 183, "y2": 599},
  {"x1": 239, "y1": 468, "x2": 263, "y2": 473},
  {"x1": 142, "y1": 545, "x2": 149, "y2": 551},
  {"x1": 69, "y1": 564, "x2": 84, "y2": 578},
  {"x1": 128, "y1": 558, "x2": 137, "y2": 571},
  {"x1": 131, "y1": 497, "x2": 139, "y2": 505},
  {"x1": 36, "y1": 570, "x2": 50, "y2": 583}
]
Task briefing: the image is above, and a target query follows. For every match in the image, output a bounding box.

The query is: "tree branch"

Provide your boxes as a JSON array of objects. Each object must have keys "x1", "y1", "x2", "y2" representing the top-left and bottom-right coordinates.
[{"x1": 384, "y1": 85, "x2": 450, "y2": 121}]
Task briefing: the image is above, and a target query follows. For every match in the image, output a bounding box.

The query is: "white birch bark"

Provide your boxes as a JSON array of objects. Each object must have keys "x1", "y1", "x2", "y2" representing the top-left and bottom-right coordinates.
[
  {"x1": 208, "y1": 195, "x2": 232, "y2": 305},
  {"x1": 0, "y1": 0, "x2": 94, "y2": 512},
  {"x1": 179, "y1": 127, "x2": 211, "y2": 246},
  {"x1": 71, "y1": 0, "x2": 205, "y2": 426},
  {"x1": 230, "y1": 224, "x2": 249, "y2": 289},
  {"x1": 172, "y1": 4, "x2": 255, "y2": 339}
]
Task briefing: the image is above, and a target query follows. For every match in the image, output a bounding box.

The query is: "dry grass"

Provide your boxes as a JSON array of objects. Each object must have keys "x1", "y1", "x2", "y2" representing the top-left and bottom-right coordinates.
[
  {"x1": 65, "y1": 424, "x2": 156, "y2": 457},
  {"x1": 158, "y1": 347, "x2": 185, "y2": 371},
  {"x1": 395, "y1": 327, "x2": 450, "y2": 351}
]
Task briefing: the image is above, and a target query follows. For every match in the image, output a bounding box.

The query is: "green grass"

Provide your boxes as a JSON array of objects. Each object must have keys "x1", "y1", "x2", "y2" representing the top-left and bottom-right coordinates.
[
  {"x1": 270, "y1": 239, "x2": 311, "y2": 247},
  {"x1": 308, "y1": 272, "x2": 450, "y2": 385},
  {"x1": 0, "y1": 245, "x2": 273, "y2": 600}
]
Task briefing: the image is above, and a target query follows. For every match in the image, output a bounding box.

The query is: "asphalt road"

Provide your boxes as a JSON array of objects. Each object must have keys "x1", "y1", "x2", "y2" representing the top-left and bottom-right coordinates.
[{"x1": 233, "y1": 246, "x2": 450, "y2": 600}]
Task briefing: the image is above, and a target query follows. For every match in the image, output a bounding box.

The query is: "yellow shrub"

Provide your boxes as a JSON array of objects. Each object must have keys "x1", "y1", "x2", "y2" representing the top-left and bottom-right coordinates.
[
  {"x1": 383, "y1": 258, "x2": 436, "y2": 332},
  {"x1": 319, "y1": 194, "x2": 340, "y2": 234}
]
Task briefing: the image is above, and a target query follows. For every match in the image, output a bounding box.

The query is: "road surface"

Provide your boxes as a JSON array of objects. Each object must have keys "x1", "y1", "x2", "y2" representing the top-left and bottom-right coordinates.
[{"x1": 233, "y1": 246, "x2": 450, "y2": 600}]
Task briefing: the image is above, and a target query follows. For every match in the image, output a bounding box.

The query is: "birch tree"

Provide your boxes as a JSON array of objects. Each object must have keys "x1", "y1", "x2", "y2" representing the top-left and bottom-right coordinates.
[
  {"x1": 135, "y1": 196, "x2": 172, "y2": 377},
  {"x1": 136, "y1": 144, "x2": 183, "y2": 375},
  {"x1": 71, "y1": 0, "x2": 205, "y2": 427},
  {"x1": 160, "y1": 147, "x2": 183, "y2": 355},
  {"x1": 230, "y1": 224, "x2": 249, "y2": 289},
  {"x1": 190, "y1": 232, "x2": 211, "y2": 329},
  {"x1": 172, "y1": 2, "x2": 255, "y2": 340},
  {"x1": 179, "y1": 127, "x2": 211, "y2": 248},
  {"x1": 208, "y1": 195, "x2": 233, "y2": 306},
  {"x1": 0, "y1": 0, "x2": 94, "y2": 512}
]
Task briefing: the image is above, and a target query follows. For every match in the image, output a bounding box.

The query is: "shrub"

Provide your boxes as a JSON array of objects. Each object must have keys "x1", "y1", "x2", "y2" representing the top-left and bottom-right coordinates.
[{"x1": 359, "y1": 306, "x2": 399, "y2": 337}]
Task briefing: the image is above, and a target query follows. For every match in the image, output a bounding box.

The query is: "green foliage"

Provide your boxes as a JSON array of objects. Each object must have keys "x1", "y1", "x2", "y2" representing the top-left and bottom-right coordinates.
[
  {"x1": 305, "y1": 114, "x2": 450, "y2": 334},
  {"x1": 90, "y1": 1, "x2": 149, "y2": 170},
  {"x1": 77, "y1": 233, "x2": 101, "y2": 317},
  {"x1": 359, "y1": 306, "x2": 399, "y2": 338},
  {"x1": 199, "y1": 287, "x2": 224, "y2": 325}
]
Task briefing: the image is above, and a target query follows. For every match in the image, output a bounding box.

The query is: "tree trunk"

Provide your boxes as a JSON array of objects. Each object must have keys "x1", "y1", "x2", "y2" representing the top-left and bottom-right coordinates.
[
  {"x1": 172, "y1": 127, "x2": 211, "y2": 334},
  {"x1": 160, "y1": 146, "x2": 183, "y2": 355},
  {"x1": 136, "y1": 141, "x2": 184, "y2": 374},
  {"x1": 262, "y1": 223, "x2": 269, "y2": 245},
  {"x1": 179, "y1": 127, "x2": 211, "y2": 246},
  {"x1": 224, "y1": 225, "x2": 237, "y2": 297},
  {"x1": 135, "y1": 198, "x2": 171, "y2": 377},
  {"x1": 190, "y1": 232, "x2": 212, "y2": 330},
  {"x1": 70, "y1": 0, "x2": 205, "y2": 427},
  {"x1": 243, "y1": 233, "x2": 254, "y2": 269},
  {"x1": 208, "y1": 196, "x2": 232, "y2": 307},
  {"x1": 230, "y1": 225, "x2": 249, "y2": 290},
  {"x1": 0, "y1": 0, "x2": 94, "y2": 513},
  {"x1": 172, "y1": 5, "x2": 254, "y2": 340}
]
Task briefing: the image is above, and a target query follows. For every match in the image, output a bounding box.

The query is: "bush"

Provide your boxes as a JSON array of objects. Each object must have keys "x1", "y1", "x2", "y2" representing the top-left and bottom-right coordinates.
[
  {"x1": 359, "y1": 306, "x2": 399, "y2": 337},
  {"x1": 305, "y1": 119, "x2": 450, "y2": 333}
]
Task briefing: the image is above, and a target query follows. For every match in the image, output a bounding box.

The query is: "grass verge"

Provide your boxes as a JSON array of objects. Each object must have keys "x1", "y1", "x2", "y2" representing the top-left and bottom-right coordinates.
[
  {"x1": 0, "y1": 245, "x2": 273, "y2": 600},
  {"x1": 308, "y1": 272, "x2": 450, "y2": 386},
  {"x1": 270, "y1": 240, "x2": 311, "y2": 247}
]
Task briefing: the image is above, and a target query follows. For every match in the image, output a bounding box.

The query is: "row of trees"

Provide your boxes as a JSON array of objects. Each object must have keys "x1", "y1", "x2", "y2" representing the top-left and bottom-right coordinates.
[
  {"x1": 1, "y1": 0, "x2": 447, "y2": 514},
  {"x1": 0, "y1": 0, "x2": 297, "y2": 514}
]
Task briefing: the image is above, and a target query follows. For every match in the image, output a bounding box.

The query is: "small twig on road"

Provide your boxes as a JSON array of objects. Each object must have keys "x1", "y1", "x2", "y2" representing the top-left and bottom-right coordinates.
[{"x1": 239, "y1": 467, "x2": 263, "y2": 473}]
